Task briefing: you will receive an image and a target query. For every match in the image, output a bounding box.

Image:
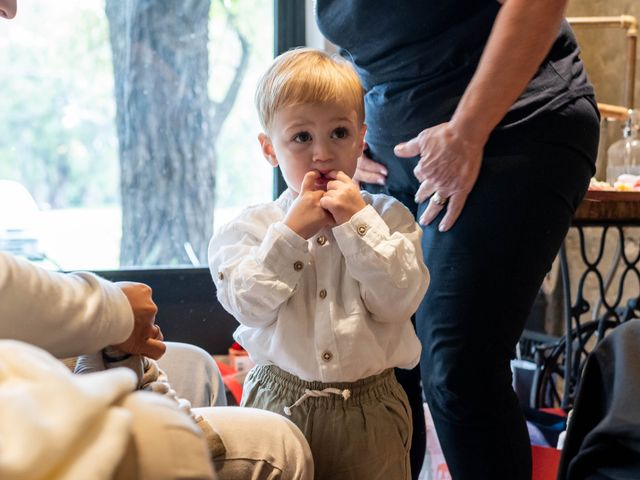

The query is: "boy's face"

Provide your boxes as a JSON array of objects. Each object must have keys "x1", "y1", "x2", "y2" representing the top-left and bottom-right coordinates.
[{"x1": 259, "y1": 102, "x2": 366, "y2": 195}]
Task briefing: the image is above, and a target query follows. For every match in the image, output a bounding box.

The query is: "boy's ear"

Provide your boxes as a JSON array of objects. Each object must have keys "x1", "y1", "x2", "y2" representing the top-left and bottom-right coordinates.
[
  {"x1": 358, "y1": 124, "x2": 367, "y2": 152},
  {"x1": 258, "y1": 133, "x2": 278, "y2": 167}
]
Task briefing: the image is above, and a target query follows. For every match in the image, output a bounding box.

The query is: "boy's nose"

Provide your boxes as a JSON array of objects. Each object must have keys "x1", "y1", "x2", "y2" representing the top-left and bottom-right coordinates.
[
  {"x1": 0, "y1": 0, "x2": 17, "y2": 19},
  {"x1": 312, "y1": 141, "x2": 333, "y2": 163}
]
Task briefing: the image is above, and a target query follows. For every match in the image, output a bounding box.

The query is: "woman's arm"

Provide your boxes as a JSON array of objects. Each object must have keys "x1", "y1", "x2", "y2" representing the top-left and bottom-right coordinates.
[
  {"x1": 451, "y1": 0, "x2": 568, "y2": 145},
  {"x1": 395, "y1": 0, "x2": 568, "y2": 231},
  {"x1": 0, "y1": 252, "x2": 134, "y2": 358}
]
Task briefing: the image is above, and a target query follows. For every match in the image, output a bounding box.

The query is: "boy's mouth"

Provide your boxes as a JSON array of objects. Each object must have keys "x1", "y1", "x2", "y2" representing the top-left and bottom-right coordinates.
[{"x1": 314, "y1": 170, "x2": 331, "y2": 189}]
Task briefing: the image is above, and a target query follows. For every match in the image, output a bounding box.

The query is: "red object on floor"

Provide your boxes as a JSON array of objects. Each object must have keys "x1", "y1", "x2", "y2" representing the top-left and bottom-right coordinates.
[
  {"x1": 215, "y1": 360, "x2": 244, "y2": 405},
  {"x1": 531, "y1": 409, "x2": 565, "y2": 480},
  {"x1": 532, "y1": 445, "x2": 561, "y2": 480},
  {"x1": 540, "y1": 407, "x2": 567, "y2": 417}
]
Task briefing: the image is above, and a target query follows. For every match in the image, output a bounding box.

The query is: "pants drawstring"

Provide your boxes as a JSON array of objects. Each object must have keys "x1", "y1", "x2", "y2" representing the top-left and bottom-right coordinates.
[{"x1": 283, "y1": 387, "x2": 351, "y2": 416}]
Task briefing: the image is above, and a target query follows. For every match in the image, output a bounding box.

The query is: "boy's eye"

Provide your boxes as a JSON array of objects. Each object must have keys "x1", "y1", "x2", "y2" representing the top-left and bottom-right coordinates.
[
  {"x1": 331, "y1": 127, "x2": 349, "y2": 139},
  {"x1": 292, "y1": 131, "x2": 312, "y2": 143}
]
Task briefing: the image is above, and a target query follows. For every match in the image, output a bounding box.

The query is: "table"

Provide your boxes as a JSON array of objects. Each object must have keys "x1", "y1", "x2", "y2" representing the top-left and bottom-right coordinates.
[{"x1": 532, "y1": 190, "x2": 640, "y2": 408}]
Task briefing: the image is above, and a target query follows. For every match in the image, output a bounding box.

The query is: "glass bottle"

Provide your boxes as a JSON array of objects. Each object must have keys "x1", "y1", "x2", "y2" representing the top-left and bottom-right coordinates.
[{"x1": 606, "y1": 109, "x2": 640, "y2": 186}]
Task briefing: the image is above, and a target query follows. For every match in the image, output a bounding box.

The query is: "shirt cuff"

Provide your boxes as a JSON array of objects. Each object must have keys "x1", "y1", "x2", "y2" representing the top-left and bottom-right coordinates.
[
  {"x1": 332, "y1": 205, "x2": 390, "y2": 257},
  {"x1": 257, "y1": 222, "x2": 310, "y2": 284}
]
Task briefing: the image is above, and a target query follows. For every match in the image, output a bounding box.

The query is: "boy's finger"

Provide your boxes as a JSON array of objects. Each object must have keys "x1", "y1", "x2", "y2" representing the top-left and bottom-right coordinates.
[
  {"x1": 300, "y1": 171, "x2": 319, "y2": 192},
  {"x1": 322, "y1": 187, "x2": 337, "y2": 198},
  {"x1": 319, "y1": 194, "x2": 334, "y2": 210},
  {"x1": 326, "y1": 179, "x2": 348, "y2": 192},
  {"x1": 326, "y1": 170, "x2": 352, "y2": 184}
]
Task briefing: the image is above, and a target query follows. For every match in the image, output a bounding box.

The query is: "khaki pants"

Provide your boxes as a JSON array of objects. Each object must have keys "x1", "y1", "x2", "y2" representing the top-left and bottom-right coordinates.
[
  {"x1": 114, "y1": 391, "x2": 215, "y2": 480},
  {"x1": 113, "y1": 392, "x2": 314, "y2": 480},
  {"x1": 197, "y1": 406, "x2": 314, "y2": 480},
  {"x1": 242, "y1": 366, "x2": 412, "y2": 480}
]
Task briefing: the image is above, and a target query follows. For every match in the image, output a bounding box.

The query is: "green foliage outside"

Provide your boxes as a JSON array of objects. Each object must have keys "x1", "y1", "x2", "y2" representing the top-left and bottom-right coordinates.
[
  {"x1": 0, "y1": 0, "x2": 274, "y2": 212},
  {"x1": 0, "y1": 1, "x2": 117, "y2": 209}
]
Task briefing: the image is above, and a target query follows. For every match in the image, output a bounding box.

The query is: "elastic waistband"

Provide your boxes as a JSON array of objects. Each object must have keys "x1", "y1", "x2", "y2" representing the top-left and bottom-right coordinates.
[{"x1": 249, "y1": 365, "x2": 399, "y2": 406}]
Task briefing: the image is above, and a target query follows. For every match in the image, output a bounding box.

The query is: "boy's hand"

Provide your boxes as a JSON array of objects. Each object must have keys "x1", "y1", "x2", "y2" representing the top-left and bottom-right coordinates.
[
  {"x1": 320, "y1": 171, "x2": 367, "y2": 225},
  {"x1": 285, "y1": 171, "x2": 335, "y2": 239}
]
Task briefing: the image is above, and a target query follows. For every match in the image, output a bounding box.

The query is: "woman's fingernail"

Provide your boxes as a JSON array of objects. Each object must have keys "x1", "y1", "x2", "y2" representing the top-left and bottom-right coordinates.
[
  {"x1": 394, "y1": 143, "x2": 404, "y2": 152},
  {"x1": 380, "y1": 168, "x2": 387, "y2": 175},
  {"x1": 438, "y1": 222, "x2": 448, "y2": 232},
  {"x1": 377, "y1": 178, "x2": 386, "y2": 185}
]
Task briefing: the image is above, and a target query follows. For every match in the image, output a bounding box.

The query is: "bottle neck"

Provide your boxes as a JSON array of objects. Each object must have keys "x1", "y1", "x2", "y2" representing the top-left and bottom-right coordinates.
[{"x1": 623, "y1": 109, "x2": 638, "y2": 139}]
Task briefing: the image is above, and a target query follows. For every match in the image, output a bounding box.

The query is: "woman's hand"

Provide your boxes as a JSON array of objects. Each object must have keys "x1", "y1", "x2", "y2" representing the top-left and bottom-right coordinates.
[
  {"x1": 394, "y1": 122, "x2": 484, "y2": 232},
  {"x1": 113, "y1": 282, "x2": 166, "y2": 360},
  {"x1": 353, "y1": 144, "x2": 388, "y2": 186},
  {"x1": 391, "y1": 0, "x2": 567, "y2": 232}
]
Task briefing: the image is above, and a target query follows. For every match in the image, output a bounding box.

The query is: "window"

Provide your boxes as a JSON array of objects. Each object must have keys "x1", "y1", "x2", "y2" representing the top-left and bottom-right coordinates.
[{"x1": 0, "y1": 0, "x2": 279, "y2": 270}]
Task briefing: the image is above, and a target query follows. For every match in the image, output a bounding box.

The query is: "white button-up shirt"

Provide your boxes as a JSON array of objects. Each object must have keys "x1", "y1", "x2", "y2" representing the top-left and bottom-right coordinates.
[{"x1": 209, "y1": 190, "x2": 429, "y2": 382}]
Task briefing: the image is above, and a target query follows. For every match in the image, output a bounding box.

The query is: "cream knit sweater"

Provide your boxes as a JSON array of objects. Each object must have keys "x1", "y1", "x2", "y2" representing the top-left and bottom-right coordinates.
[{"x1": 0, "y1": 340, "x2": 138, "y2": 480}]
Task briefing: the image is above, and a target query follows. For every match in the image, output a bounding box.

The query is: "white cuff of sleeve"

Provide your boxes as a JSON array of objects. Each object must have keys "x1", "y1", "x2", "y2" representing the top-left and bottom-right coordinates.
[
  {"x1": 333, "y1": 205, "x2": 390, "y2": 257},
  {"x1": 257, "y1": 222, "x2": 310, "y2": 284},
  {"x1": 78, "y1": 272, "x2": 134, "y2": 345}
]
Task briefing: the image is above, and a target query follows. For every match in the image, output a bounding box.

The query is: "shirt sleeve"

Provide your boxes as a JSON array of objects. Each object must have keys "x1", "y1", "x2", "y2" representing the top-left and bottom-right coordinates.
[
  {"x1": 332, "y1": 196, "x2": 429, "y2": 323},
  {"x1": 0, "y1": 252, "x2": 134, "y2": 358},
  {"x1": 208, "y1": 206, "x2": 311, "y2": 328}
]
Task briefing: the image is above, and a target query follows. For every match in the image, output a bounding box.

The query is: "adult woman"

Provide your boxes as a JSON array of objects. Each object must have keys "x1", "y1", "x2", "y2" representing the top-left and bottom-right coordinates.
[{"x1": 316, "y1": 1, "x2": 599, "y2": 479}]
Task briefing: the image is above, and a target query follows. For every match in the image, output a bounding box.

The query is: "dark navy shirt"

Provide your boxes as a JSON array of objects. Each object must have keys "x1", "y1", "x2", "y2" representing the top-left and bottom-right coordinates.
[{"x1": 316, "y1": 0, "x2": 595, "y2": 145}]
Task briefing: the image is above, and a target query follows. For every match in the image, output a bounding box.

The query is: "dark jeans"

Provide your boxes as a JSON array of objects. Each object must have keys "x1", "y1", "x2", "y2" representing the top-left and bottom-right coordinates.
[
  {"x1": 364, "y1": 96, "x2": 599, "y2": 480},
  {"x1": 395, "y1": 364, "x2": 426, "y2": 479}
]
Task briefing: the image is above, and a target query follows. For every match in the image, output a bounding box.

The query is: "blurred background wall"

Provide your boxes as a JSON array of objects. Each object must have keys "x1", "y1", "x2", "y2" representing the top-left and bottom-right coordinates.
[
  {"x1": 567, "y1": 0, "x2": 639, "y2": 178},
  {"x1": 567, "y1": 0, "x2": 639, "y2": 108}
]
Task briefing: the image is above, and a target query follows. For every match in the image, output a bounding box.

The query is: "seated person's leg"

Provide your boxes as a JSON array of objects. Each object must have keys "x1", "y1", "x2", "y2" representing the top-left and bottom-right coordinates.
[
  {"x1": 194, "y1": 406, "x2": 314, "y2": 480},
  {"x1": 114, "y1": 391, "x2": 215, "y2": 480}
]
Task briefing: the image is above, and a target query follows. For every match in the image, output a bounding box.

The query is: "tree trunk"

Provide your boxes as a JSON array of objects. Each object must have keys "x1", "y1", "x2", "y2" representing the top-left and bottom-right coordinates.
[{"x1": 106, "y1": 0, "x2": 214, "y2": 266}]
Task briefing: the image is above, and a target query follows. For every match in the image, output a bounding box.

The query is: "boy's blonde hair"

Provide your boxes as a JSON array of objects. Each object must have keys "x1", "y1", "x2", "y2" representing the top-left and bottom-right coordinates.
[{"x1": 255, "y1": 47, "x2": 365, "y2": 132}]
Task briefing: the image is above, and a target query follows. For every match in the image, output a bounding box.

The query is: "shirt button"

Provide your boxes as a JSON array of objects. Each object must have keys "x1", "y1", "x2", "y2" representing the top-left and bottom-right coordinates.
[
  {"x1": 319, "y1": 289, "x2": 327, "y2": 299},
  {"x1": 317, "y1": 235, "x2": 327, "y2": 246},
  {"x1": 218, "y1": 272, "x2": 224, "y2": 280},
  {"x1": 357, "y1": 225, "x2": 368, "y2": 236},
  {"x1": 322, "y1": 351, "x2": 333, "y2": 362},
  {"x1": 293, "y1": 261, "x2": 304, "y2": 271}
]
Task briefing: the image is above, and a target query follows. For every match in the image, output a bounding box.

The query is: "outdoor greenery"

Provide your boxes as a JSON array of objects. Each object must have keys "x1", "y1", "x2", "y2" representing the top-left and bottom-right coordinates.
[
  {"x1": 0, "y1": 1, "x2": 117, "y2": 209},
  {"x1": 0, "y1": 0, "x2": 274, "y2": 267}
]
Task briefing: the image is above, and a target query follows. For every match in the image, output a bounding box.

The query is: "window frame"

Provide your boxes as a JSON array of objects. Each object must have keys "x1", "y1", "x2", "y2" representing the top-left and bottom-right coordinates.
[{"x1": 273, "y1": 0, "x2": 307, "y2": 198}]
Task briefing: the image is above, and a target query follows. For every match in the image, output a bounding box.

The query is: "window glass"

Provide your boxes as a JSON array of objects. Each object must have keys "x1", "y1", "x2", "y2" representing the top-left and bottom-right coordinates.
[{"x1": 0, "y1": 0, "x2": 274, "y2": 270}]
